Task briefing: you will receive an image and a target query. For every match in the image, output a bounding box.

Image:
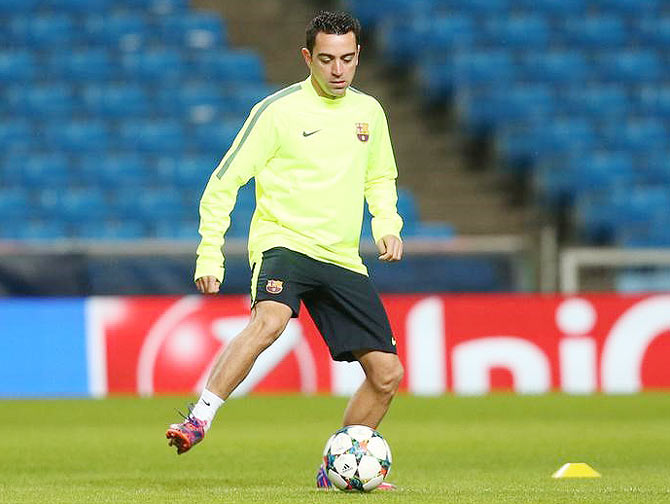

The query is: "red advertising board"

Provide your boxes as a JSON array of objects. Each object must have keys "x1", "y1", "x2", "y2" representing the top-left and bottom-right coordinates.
[{"x1": 87, "y1": 294, "x2": 670, "y2": 396}]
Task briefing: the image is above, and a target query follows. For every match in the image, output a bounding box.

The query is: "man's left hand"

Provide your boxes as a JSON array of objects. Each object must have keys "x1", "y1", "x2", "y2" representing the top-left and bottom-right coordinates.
[{"x1": 376, "y1": 235, "x2": 403, "y2": 262}]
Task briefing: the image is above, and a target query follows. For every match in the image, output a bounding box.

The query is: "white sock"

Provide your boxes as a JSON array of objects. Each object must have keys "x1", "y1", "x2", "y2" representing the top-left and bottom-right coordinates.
[{"x1": 190, "y1": 389, "x2": 225, "y2": 432}]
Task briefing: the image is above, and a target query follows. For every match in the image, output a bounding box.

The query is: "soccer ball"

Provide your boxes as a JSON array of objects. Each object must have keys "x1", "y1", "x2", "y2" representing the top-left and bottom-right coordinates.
[{"x1": 322, "y1": 424, "x2": 392, "y2": 491}]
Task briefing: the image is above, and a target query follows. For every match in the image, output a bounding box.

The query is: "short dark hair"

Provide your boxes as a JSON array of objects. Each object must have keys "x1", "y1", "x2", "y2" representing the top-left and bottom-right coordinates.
[{"x1": 305, "y1": 11, "x2": 361, "y2": 53}]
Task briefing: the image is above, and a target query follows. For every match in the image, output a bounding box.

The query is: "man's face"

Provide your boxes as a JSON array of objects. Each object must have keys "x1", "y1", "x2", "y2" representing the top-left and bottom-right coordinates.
[{"x1": 302, "y1": 31, "x2": 359, "y2": 98}]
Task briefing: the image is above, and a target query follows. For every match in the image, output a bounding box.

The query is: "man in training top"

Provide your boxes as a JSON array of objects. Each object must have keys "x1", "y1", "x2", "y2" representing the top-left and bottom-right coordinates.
[{"x1": 166, "y1": 11, "x2": 404, "y2": 489}]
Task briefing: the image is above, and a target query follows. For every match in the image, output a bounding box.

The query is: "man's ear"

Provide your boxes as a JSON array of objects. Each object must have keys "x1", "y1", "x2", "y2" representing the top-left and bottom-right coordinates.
[{"x1": 301, "y1": 47, "x2": 312, "y2": 68}]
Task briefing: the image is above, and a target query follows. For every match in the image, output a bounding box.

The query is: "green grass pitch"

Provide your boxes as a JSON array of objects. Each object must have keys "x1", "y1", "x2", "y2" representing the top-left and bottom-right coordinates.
[{"x1": 2, "y1": 394, "x2": 670, "y2": 503}]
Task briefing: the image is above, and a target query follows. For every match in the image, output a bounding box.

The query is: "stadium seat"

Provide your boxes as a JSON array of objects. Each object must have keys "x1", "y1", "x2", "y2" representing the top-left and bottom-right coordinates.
[
  {"x1": 602, "y1": 119, "x2": 667, "y2": 152},
  {"x1": 113, "y1": 188, "x2": 185, "y2": 220},
  {"x1": 596, "y1": 50, "x2": 663, "y2": 84},
  {"x1": 78, "y1": 154, "x2": 149, "y2": 188},
  {"x1": 84, "y1": 13, "x2": 149, "y2": 52},
  {"x1": 81, "y1": 83, "x2": 151, "y2": 118},
  {"x1": 45, "y1": 120, "x2": 110, "y2": 152},
  {"x1": 37, "y1": 188, "x2": 109, "y2": 222},
  {"x1": 159, "y1": 12, "x2": 226, "y2": 50},
  {"x1": 192, "y1": 50, "x2": 265, "y2": 83},
  {"x1": 0, "y1": 0, "x2": 38, "y2": 13},
  {"x1": 155, "y1": 155, "x2": 215, "y2": 189},
  {"x1": 521, "y1": 52, "x2": 590, "y2": 84},
  {"x1": 48, "y1": 50, "x2": 114, "y2": 81},
  {"x1": 190, "y1": 123, "x2": 239, "y2": 156},
  {"x1": 121, "y1": 49, "x2": 185, "y2": 82},
  {"x1": 14, "y1": 220, "x2": 69, "y2": 240},
  {"x1": 19, "y1": 153, "x2": 72, "y2": 187},
  {"x1": 45, "y1": 0, "x2": 112, "y2": 13},
  {"x1": 74, "y1": 220, "x2": 146, "y2": 240},
  {"x1": 514, "y1": 0, "x2": 586, "y2": 16},
  {"x1": 157, "y1": 83, "x2": 227, "y2": 123},
  {"x1": 225, "y1": 84, "x2": 277, "y2": 115},
  {"x1": 594, "y1": 0, "x2": 660, "y2": 15},
  {"x1": 118, "y1": 0, "x2": 188, "y2": 15},
  {"x1": 637, "y1": 17, "x2": 670, "y2": 46},
  {"x1": 0, "y1": 189, "x2": 31, "y2": 219},
  {"x1": 6, "y1": 84, "x2": 76, "y2": 118},
  {"x1": 483, "y1": 15, "x2": 550, "y2": 49},
  {"x1": 636, "y1": 86, "x2": 670, "y2": 117},
  {"x1": 0, "y1": 50, "x2": 35, "y2": 82},
  {"x1": 153, "y1": 219, "x2": 199, "y2": 240},
  {"x1": 0, "y1": 119, "x2": 34, "y2": 152},
  {"x1": 562, "y1": 85, "x2": 629, "y2": 119},
  {"x1": 118, "y1": 119, "x2": 186, "y2": 153},
  {"x1": 562, "y1": 16, "x2": 630, "y2": 48},
  {"x1": 10, "y1": 14, "x2": 77, "y2": 48}
]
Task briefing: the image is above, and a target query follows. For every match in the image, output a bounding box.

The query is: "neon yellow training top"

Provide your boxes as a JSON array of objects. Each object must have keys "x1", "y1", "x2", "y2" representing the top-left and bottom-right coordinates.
[{"x1": 194, "y1": 76, "x2": 403, "y2": 283}]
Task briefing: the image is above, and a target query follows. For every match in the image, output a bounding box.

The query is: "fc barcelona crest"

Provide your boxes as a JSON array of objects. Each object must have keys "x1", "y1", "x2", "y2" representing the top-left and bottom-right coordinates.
[
  {"x1": 266, "y1": 279, "x2": 283, "y2": 294},
  {"x1": 355, "y1": 122, "x2": 369, "y2": 142}
]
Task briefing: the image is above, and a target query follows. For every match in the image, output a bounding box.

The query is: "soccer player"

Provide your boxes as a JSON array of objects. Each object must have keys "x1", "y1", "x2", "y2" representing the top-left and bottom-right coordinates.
[{"x1": 166, "y1": 11, "x2": 404, "y2": 489}]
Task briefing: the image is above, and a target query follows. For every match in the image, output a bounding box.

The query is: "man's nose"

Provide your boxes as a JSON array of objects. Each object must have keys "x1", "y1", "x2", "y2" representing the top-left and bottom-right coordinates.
[{"x1": 332, "y1": 60, "x2": 343, "y2": 75}]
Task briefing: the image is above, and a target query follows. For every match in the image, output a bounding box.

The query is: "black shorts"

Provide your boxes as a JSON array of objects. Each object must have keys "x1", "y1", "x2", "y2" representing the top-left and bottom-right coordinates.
[{"x1": 250, "y1": 247, "x2": 397, "y2": 362}]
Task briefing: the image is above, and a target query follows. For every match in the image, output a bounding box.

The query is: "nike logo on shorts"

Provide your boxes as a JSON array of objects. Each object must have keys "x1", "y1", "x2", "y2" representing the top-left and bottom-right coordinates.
[{"x1": 302, "y1": 129, "x2": 321, "y2": 137}]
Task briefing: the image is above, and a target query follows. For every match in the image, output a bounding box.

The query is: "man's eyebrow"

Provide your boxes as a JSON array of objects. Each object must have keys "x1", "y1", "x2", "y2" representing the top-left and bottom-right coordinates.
[{"x1": 317, "y1": 52, "x2": 356, "y2": 58}]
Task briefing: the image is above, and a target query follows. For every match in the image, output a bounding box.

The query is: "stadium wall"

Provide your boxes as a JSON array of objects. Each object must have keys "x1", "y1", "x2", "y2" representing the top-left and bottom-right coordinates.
[{"x1": 2, "y1": 294, "x2": 670, "y2": 398}]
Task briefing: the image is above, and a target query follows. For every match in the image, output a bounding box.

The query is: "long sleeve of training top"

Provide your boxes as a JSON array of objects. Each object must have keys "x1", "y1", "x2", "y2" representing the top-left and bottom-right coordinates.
[
  {"x1": 195, "y1": 77, "x2": 403, "y2": 283},
  {"x1": 194, "y1": 99, "x2": 278, "y2": 282},
  {"x1": 365, "y1": 106, "x2": 403, "y2": 244}
]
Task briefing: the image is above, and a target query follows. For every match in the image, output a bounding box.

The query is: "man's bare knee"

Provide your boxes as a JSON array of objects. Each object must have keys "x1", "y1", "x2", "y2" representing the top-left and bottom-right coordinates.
[{"x1": 357, "y1": 351, "x2": 404, "y2": 397}]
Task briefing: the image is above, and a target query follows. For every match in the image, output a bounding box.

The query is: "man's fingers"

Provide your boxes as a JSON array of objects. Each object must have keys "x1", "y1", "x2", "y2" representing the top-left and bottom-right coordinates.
[{"x1": 195, "y1": 276, "x2": 220, "y2": 295}]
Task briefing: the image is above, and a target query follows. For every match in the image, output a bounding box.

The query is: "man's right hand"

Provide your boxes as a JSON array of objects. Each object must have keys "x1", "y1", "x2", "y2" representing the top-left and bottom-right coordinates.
[{"x1": 195, "y1": 276, "x2": 221, "y2": 295}]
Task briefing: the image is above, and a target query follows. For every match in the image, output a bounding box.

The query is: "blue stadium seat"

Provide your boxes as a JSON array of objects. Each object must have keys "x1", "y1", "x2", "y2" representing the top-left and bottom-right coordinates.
[
  {"x1": 45, "y1": 120, "x2": 110, "y2": 152},
  {"x1": 0, "y1": 119, "x2": 34, "y2": 152},
  {"x1": 6, "y1": 84, "x2": 76, "y2": 118},
  {"x1": 48, "y1": 50, "x2": 114, "y2": 81},
  {"x1": 45, "y1": 0, "x2": 112, "y2": 12},
  {"x1": 562, "y1": 85, "x2": 629, "y2": 119},
  {"x1": 118, "y1": 119, "x2": 186, "y2": 153},
  {"x1": 515, "y1": 0, "x2": 586, "y2": 16},
  {"x1": 15, "y1": 220, "x2": 69, "y2": 240},
  {"x1": 157, "y1": 83, "x2": 227, "y2": 123},
  {"x1": 343, "y1": 0, "x2": 437, "y2": 28},
  {"x1": 84, "y1": 13, "x2": 149, "y2": 52},
  {"x1": 159, "y1": 12, "x2": 226, "y2": 50},
  {"x1": 0, "y1": 0, "x2": 38, "y2": 13},
  {"x1": 483, "y1": 15, "x2": 550, "y2": 49},
  {"x1": 226, "y1": 84, "x2": 277, "y2": 115},
  {"x1": 0, "y1": 50, "x2": 35, "y2": 82},
  {"x1": 114, "y1": 188, "x2": 185, "y2": 220},
  {"x1": 155, "y1": 155, "x2": 215, "y2": 189},
  {"x1": 596, "y1": 50, "x2": 663, "y2": 84},
  {"x1": 602, "y1": 119, "x2": 667, "y2": 152},
  {"x1": 563, "y1": 15, "x2": 629, "y2": 48},
  {"x1": 0, "y1": 189, "x2": 30, "y2": 219},
  {"x1": 458, "y1": 85, "x2": 554, "y2": 130},
  {"x1": 74, "y1": 220, "x2": 146, "y2": 240},
  {"x1": 396, "y1": 188, "x2": 419, "y2": 232},
  {"x1": 521, "y1": 52, "x2": 590, "y2": 84},
  {"x1": 637, "y1": 17, "x2": 670, "y2": 46},
  {"x1": 19, "y1": 153, "x2": 72, "y2": 187},
  {"x1": 404, "y1": 222, "x2": 455, "y2": 239},
  {"x1": 641, "y1": 151, "x2": 670, "y2": 184},
  {"x1": 379, "y1": 15, "x2": 475, "y2": 64},
  {"x1": 451, "y1": 51, "x2": 515, "y2": 87},
  {"x1": 10, "y1": 14, "x2": 77, "y2": 48},
  {"x1": 153, "y1": 219, "x2": 199, "y2": 240},
  {"x1": 118, "y1": 0, "x2": 188, "y2": 15},
  {"x1": 82, "y1": 83, "x2": 151, "y2": 118},
  {"x1": 37, "y1": 188, "x2": 109, "y2": 222},
  {"x1": 594, "y1": 0, "x2": 660, "y2": 15},
  {"x1": 121, "y1": 49, "x2": 185, "y2": 82},
  {"x1": 190, "y1": 123, "x2": 239, "y2": 155},
  {"x1": 78, "y1": 154, "x2": 149, "y2": 187},
  {"x1": 636, "y1": 85, "x2": 670, "y2": 117},
  {"x1": 228, "y1": 206, "x2": 254, "y2": 237},
  {"x1": 192, "y1": 50, "x2": 265, "y2": 83}
]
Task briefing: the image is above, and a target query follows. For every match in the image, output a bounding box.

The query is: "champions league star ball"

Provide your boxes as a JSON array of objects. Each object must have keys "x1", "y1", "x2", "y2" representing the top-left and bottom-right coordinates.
[{"x1": 322, "y1": 425, "x2": 392, "y2": 491}]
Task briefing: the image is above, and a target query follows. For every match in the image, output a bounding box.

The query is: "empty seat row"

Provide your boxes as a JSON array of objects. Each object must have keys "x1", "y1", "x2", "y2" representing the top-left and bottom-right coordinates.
[
  {"x1": 0, "y1": 0, "x2": 189, "y2": 15},
  {"x1": 0, "y1": 48, "x2": 264, "y2": 83},
  {"x1": 1, "y1": 12, "x2": 226, "y2": 50}
]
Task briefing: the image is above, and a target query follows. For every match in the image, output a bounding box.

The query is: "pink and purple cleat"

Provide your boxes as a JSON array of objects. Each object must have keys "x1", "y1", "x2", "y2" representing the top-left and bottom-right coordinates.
[
  {"x1": 315, "y1": 465, "x2": 396, "y2": 491},
  {"x1": 166, "y1": 415, "x2": 207, "y2": 455}
]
